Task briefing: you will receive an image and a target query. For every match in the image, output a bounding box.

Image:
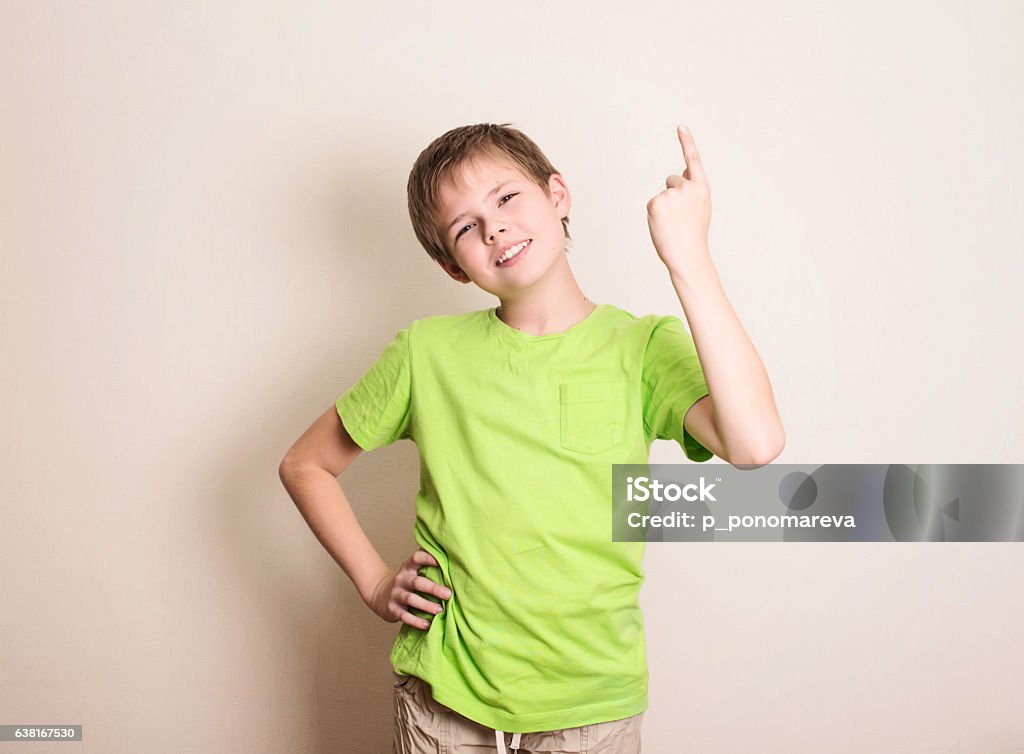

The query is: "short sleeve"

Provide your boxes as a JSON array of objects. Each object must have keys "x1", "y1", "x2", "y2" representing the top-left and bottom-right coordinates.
[
  {"x1": 642, "y1": 316, "x2": 713, "y2": 461},
  {"x1": 335, "y1": 328, "x2": 412, "y2": 450}
]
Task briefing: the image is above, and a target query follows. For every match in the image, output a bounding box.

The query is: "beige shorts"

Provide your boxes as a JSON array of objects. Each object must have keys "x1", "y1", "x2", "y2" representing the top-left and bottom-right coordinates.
[{"x1": 393, "y1": 672, "x2": 644, "y2": 754}]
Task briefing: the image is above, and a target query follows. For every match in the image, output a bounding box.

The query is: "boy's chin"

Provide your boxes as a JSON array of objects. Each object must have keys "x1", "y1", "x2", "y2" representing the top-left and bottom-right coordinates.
[
  {"x1": 489, "y1": 267, "x2": 546, "y2": 293},
  {"x1": 472, "y1": 282, "x2": 508, "y2": 298}
]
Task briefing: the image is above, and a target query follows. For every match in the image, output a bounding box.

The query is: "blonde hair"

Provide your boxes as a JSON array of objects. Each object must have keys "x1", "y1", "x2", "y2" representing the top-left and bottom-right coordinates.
[{"x1": 406, "y1": 123, "x2": 572, "y2": 269}]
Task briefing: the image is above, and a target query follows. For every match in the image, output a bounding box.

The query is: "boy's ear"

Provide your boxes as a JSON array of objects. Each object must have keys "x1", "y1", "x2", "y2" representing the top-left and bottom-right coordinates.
[
  {"x1": 438, "y1": 258, "x2": 471, "y2": 284},
  {"x1": 547, "y1": 172, "x2": 571, "y2": 221}
]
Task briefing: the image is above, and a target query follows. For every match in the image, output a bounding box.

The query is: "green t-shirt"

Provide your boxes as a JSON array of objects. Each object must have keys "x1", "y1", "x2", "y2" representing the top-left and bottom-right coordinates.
[{"x1": 335, "y1": 303, "x2": 711, "y2": 732}]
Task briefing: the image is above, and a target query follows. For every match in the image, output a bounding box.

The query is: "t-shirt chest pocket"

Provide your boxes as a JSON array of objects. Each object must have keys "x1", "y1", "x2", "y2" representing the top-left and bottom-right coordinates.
[{"x1": 559, "y1": 381, "x2": 626, "y2": 454}]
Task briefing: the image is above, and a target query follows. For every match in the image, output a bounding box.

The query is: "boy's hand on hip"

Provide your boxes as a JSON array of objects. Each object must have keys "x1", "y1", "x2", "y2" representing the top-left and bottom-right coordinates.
[
  {"x1": 646, "y1": 124, "x2": 713, "y2": 275},
  {"x1": 367, "y1": 549, "x2": 451, "y2": 630}
]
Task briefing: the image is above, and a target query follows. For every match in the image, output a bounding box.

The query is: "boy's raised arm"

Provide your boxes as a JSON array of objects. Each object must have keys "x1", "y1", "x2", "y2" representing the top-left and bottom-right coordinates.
[{"x1": 646, "y1": 125, "x2": 785, "y2": 466}]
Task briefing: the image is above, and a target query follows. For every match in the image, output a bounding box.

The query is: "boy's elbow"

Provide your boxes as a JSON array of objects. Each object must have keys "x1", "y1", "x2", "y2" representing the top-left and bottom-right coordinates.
[
  {"x1": 278, "y1": 456, "x2": 297, "y2": 485},
  {"x1": 729, "y1": 429, "x2": 785, "y2": 470},
  {"x1": 278, "y1": 452, "x2": 313, "y2": 482}
]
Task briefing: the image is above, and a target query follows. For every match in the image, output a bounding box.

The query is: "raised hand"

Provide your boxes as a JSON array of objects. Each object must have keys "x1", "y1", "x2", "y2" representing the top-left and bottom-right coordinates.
[{"x1": 645, "y1": 124, "x2": 713, "y2": 274}]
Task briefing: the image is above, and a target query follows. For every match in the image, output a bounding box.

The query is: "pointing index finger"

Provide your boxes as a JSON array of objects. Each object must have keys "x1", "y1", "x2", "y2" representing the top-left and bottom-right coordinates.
[{"x1": 676, "y1": 124, "x2": 705, "y2": 183}]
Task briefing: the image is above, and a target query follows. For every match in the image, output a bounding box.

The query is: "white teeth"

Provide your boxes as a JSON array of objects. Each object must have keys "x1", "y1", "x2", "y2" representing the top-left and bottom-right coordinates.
[{"x1": 497, "y1": 240, "x2": 529, "y2": 265}]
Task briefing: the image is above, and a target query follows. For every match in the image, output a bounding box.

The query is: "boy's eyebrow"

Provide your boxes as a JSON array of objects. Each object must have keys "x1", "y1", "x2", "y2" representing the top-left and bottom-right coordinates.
[{"x1": 446, "y1": 181, "x2": 516, "y2": 234}]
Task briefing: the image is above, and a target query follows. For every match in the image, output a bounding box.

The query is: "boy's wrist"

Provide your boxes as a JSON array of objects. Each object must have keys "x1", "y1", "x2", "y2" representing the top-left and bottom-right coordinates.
[
  {"x1": 667, "y1": 254, "x2": 718, "y2": 296},
  {"x1": 362, "y1": 567, "x2": 395, "y2": 607}
]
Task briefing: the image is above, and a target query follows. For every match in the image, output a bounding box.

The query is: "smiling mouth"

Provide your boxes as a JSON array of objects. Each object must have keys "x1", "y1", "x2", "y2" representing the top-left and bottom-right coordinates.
[{"x1": 495, "y1": 239, "x2": 531, "y2": 266}]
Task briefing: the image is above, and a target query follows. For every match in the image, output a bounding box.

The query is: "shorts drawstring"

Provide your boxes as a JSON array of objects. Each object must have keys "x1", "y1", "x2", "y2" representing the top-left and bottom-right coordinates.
[{"x1": 495, "y1": 728, "x2": 521, "y2": 753}]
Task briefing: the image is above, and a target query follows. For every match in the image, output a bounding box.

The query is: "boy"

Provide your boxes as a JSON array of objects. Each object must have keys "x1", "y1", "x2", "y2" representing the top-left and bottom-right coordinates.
[{"x1": 279, "y1": 122, "x2": 784, "y2": 753}]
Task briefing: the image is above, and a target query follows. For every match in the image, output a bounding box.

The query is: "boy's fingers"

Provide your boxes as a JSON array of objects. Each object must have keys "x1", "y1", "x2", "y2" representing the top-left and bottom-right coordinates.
[
  {"x1": 396, "y1": 593, "x2": 439, "y2": 629},
  {"x1": 413, "y1": 549, "x2": 439, "y2": 565},
  {"x1": 676, "y1": 124, "x2": 706, "y2": 183},
  {"x1": 410, "y1": 574, "x2": 452, "y2": 599},
  {"x1": 399, "y1": 610, "x2": 431, "y2": 630},
  {"x1": 404, "y1": 590, "x2": 443, "y2": 614}
]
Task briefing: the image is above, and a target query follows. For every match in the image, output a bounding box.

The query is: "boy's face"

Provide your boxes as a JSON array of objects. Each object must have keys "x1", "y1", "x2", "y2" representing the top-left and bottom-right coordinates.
[{"x1": 433, "y1": 154, "x2": 571, "y2": 296}]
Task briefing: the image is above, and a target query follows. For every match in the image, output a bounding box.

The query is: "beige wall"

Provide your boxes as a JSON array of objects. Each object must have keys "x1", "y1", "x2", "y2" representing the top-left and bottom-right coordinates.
[{"x1": 2, "y1": 1, "x2": 1022, "y2": 752}]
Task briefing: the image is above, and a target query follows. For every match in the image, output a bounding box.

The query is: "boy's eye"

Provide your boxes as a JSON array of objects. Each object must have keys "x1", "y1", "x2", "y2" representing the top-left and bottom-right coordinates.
[{"x1": 454, "y1": 193, "x2": 519, "y2": 242}]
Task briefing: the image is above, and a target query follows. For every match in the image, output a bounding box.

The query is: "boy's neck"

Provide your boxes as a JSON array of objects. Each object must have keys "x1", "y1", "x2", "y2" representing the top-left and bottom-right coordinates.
[{"x1": 494, "y1": 267, "x2": 596, "y2": 337}]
